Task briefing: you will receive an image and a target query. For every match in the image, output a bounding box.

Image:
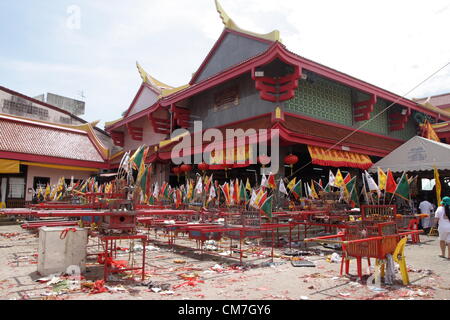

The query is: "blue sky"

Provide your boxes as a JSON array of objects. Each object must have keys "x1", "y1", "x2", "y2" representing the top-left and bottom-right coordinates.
[{"x1": 0, "y1": 0, "x2": 449, "y2": 127}]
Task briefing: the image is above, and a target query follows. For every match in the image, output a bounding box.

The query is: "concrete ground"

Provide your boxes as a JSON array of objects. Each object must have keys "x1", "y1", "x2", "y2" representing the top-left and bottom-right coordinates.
[{"x1": 0, "y1": 224, "x2": 449, "y2": 300}]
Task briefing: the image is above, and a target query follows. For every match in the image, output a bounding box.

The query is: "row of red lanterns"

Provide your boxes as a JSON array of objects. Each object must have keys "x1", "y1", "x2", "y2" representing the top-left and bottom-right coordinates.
[
  {"x1": 172, "y1": 164, "x2": 193, "y2": 175},
  {"x1": 171, "y1": 154, "x2": 299, "y2": 174}
]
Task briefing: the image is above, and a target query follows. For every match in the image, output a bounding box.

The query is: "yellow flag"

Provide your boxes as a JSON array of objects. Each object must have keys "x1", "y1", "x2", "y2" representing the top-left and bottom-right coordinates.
[
  {"x1": 310, "y1": 181, "x2": 318, "y2": 199},
  {"x1": 434, "y1": 166, "x2": 442, "y2": 206},
  {"x1": 378, "y1": 167, "x2": 387, "y2": 191},
  {"x1": 287, "y1": 178, "x2": 296, "y2": 191},
  {"x1": 254, "y1": 188, "x2": 266, "y2": 208},
  {"x1": 426, "y1": 121, "x2": 440, "y2": 142},
  {"x1": 334, "y1": 169, "x2": 344, "y2": 188},
  {"x1": 45, "y1": 184, "x2": 51, "y2": 197},
  {"x1": 246, "y1": 178, "x2": 252, "y2": 192}
]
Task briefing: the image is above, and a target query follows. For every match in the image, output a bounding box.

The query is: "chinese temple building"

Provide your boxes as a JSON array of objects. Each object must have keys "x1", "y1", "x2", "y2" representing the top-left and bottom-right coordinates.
[
  {"x1": 0, "y1": 86, "x2": 121, "y2": 207},
  {"x1": 105, "y1": 0, "x2": 450, "y2": 187}
]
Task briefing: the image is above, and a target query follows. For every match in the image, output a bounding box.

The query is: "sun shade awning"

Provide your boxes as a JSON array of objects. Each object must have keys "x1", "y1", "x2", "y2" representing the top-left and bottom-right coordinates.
[
  {"x1": 308, "y1": 146, "x2": 373, "y2": 170},
  {"x1": 369, "y1": 136, "x2": 450, "y2": 173}
]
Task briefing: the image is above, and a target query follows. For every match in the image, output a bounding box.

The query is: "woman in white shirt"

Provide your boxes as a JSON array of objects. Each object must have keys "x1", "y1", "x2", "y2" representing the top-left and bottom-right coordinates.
[{"x1": 433, "y1": 196, "x2": 450, "y2": 259}]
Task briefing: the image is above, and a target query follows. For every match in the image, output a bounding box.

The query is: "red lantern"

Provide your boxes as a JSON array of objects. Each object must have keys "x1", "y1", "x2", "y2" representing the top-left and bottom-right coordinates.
[
  {"x1": 198, "y1": 162, "x2": 209, "y2": 172},
  {"x1": 258, "y1": 155, "x2": 271, "y2": 167},
  {"x1": 172, "y1": 166, "x2": 181, "y2": 182},
  {"x1": 284, "y1": 154, "x2": 299, "y2": 166},
  {"x1": 180, "y1": 164, "x2": 192, "y2": 173},
  {"x1": 284, "y1": 154, "x2": 299, "y2": 175}
]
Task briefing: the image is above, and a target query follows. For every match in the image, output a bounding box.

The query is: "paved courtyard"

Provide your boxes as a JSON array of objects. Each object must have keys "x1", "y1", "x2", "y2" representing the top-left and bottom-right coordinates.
[{"x1": 0, "y1": 224, "x2": 449, "y2": 300}]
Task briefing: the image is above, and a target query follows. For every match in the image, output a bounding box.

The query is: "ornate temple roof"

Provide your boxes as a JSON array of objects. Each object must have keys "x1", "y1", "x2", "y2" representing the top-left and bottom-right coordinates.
[{"x1": 0, "y1": 114, "x2": 111, "y2": 167}]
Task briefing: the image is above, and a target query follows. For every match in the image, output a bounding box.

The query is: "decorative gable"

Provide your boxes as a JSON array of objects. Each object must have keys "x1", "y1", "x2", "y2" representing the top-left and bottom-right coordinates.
[
  {"x1": 126, "y1": 85, "x2": 160, "y2": 118},
  {"x1": 192, "y1": 31, "x2": 271, "y2": 84}
]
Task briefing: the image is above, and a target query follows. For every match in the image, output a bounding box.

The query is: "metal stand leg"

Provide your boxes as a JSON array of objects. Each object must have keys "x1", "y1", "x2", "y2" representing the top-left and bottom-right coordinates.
[
  {"x1": 103, "y1": 240, "x2": 109, "y2": 282},
  {"x1": 142, "y1": 239, "x2": 146, "y2": 282},
  {"x1": 271, "y1": 230, "x2": 274, "y2": 262}
]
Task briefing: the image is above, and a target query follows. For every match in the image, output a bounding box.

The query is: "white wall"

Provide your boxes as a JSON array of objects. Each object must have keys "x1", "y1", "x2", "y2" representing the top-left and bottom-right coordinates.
[{"x1": 25, "y1": 165, "x2": 93, "y2": 201}]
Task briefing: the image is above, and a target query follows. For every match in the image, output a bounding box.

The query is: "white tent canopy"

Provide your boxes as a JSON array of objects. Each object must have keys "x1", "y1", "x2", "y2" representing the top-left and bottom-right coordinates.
[{"x1": 369, "y1": 136, "x2": 450, "y2": 173}]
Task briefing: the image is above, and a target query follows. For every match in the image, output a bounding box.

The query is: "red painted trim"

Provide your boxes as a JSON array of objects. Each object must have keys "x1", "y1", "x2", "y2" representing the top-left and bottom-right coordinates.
[
  {"x1": 388, "y1": 108, "x2": 411, "y2": 132},
  {"x1": 114, "y1": 41, "x2": 449, "y2": 137},
  {"x1": 287, "y1": 50, "x2": 447, "y2": 121},
  {"x1": 154, "y1": 113, "x2": 272, "y2": 152},
  {"x1": 437, "y1": 132, "x2": 450, "y2": 140},
  {"x1": 0, "y1": 151, "x2": 107, "y2": 169},
  {"x1": 110, "y1": 131, "x2": 125, "y2": 147},
  {"x1": 353, "y1": 94, "x2": 376, "y2": 122},
  {"x1": 172, "y1": 105, "x2": 191, "y2": 128},
  {"x1": 283, "y1": 112, "x2": 405, "y2": 143},
  {"x1": 166, "y1": 42, "x2": 449, "y2": 121},
  {"x1": 106, "y1": 102, "x2": 161, "y2": 132},
  {"x1": 253, "y1": 66, "x2": 300, "y2": 102},
  {"x1": 148, "y1": 106, "x2": 171, "y2": 134},
  {"x1": 123, "y1": 84, "x2": 146, "y2": 119},
  {"x1": 165, "y1": 42, "x2": 301, "y2": 106},
  {"x1": 274, "y1": 124, "x2": 390, "y2": 157},
  {"x1": 158, "y1": 112, "x2": 272, "y2": 153},
  {"x1": 126, "y1": 124, "x2": 144, "y2": 141}
]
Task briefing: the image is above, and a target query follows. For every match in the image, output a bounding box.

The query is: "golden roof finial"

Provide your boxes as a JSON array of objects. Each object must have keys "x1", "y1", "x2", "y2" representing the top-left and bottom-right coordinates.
[
  {"x1": 136, "y1": 61, "x2": 150, "y2": 84},
  {"x1": 136, "y1": 61, "x2": 174, "y2": 91},
  {"x1": 136, "y1": 61, "x2": 190, "y2": 98},
  {"x1": 214, "y1": 0, "x2": 281, "y2": 42}
]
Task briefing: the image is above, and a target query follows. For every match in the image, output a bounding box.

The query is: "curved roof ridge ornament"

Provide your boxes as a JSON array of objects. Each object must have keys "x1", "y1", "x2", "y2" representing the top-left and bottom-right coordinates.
[
  {"x1": 136, "y1": 61, "x2": 174, "y2": 92},
  {"x1": 214, "y1": 0, "x2": 281, "y2": 42},
  {"x1": 69, "y1": 120, "x2": 110, "y2": 158}
]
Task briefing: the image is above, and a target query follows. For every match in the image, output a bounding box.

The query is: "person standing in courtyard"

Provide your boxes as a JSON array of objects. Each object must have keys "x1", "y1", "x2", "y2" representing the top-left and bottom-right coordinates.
[
  {"x1": 433, "y1": 196, "x2": 450, "y2": 259},
  {"x1": 419, "y1": 197, "x2": 435, "y2": 234}
]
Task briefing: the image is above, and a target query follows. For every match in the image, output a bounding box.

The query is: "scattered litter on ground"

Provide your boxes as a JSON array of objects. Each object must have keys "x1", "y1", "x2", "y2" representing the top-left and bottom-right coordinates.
[
  {"x1": 173, "y1": 280, "x2": 204, "y2": 289},
  {"x1": 105, "y1": 285, "x2": 128, "y2": 293},
  {"x1": 159, "y1": 290, "x2": 174, "y2": 295},
  {"x1": 291, "y1": 260, "x2": 316, "y2": 267},
  {"x1": 338, "y1": 292, "x2": 351, "y2": 297},
  {"x1": 144, "y1": 281, "x2": 171, "y2": 292},
  {"x1": 0, "y1": 233, "x2": 20, "y2": 238},
  {"x1": 89, "y1": 280, "x2": 109, "y2": 295},
  {"x1": 327, "y1": 253, "x2": 341, "y2": 263},
  {"x1": 173, "y1": 259, "x2": 186, "y2": 264}
]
